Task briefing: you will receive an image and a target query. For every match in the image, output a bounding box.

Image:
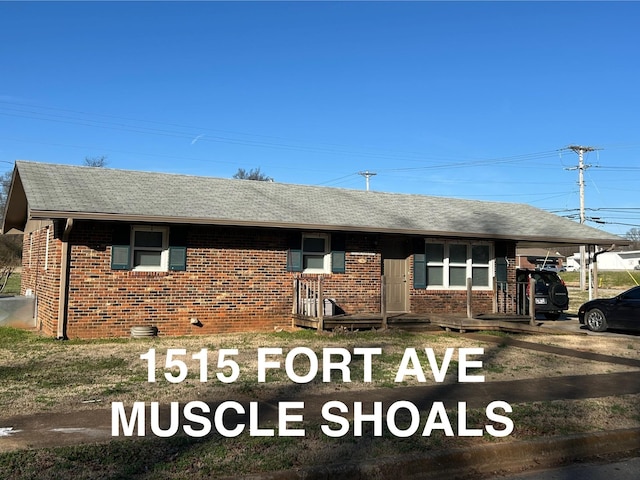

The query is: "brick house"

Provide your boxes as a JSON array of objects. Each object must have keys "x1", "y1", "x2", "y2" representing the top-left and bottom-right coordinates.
[
  {"x1": 516, "y1": 248, "x2": 566, "y2": 270},
  {"x1": 2, "y1": 161, "x2": 623, "y2": 339}
]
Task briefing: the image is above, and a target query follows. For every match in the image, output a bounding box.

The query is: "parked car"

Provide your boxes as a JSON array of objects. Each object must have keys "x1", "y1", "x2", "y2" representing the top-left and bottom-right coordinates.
[
  {"x1": 578, "y1": 286, "x2": 640, "y2": 332},
  {"x1": 516, "y1": 269, "x2": 569, "y2": 319}
]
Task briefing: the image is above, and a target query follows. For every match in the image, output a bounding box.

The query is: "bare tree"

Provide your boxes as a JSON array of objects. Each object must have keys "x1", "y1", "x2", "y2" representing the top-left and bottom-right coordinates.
[
  {"x1": 625, "y1": 228, "x2": 640, "y2": 250},
  {"x1": 0, "y1": 235, "x2": 21, "y2": 292},
  {"x1": 233, "y1": 167, "x2": 273, "y2": 182},
  {"x1": 84, "y1": 156, "x2": 108, "y2": 167},
  {"x1": 0, "y1": 170, "x2": 11, "y2": 221},
  {"x1": 0, "y1": 169, "x2": 21, "y2": 292}
]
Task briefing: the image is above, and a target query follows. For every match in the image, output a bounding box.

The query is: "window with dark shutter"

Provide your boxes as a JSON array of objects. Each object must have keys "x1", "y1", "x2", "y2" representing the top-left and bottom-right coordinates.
[
  {"x1": 413, "y1": 253, "x2": 426, "y2": 289},
  {"x1": 110, "y1": 224, "x2": 187, "y2": 272},
  {"x1": 331, "y1": 251, "x2": 346, "y2": 273},
  {"x1": 331, "y1": 233, "x2": 346, "y2": 274},
  {"x1": 169, "y1": 246, "x2": 187, "y2": 271},
  {"x1": 111, "y1": 224, "x2": 131, "y2": 270},
  {"x1": 287, "y1": 249, "x2": 303, "y2": 272},
  {"x1": 111, "y1": 245, "x2": 131, "y2": 270}
]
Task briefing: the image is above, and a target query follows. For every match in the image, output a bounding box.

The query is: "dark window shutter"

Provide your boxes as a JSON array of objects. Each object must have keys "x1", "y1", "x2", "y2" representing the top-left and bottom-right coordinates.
[
  {"x1": 286, "y1": 232, "x2": 303, "y2": 272},
  {"x1": 111, "y1": 245, "x2": 130, "y2": 270},
  {"x1": 331, "y1": 233, "x2": 346, "y2": 274},
  {"x1": 413, "y1": 253, "x2": 426, "y2": 289},
  {"x1": 169, "y1": 227, "x2": 188, "y2": 271},
  {"x1": 332, "y1": 251, "x2": 346, "y2": 273},
  {"x1": 287, "y1": 249, "x2": 303, "y2": 272},
  {"x1": 169, "y1": 246, "x2": 187, "y2": 271}
]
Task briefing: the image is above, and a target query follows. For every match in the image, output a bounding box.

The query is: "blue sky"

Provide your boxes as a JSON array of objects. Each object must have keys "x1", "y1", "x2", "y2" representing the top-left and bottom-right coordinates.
[{"x1": 1, "y1": 1, "x2": 639, "y2": 236}]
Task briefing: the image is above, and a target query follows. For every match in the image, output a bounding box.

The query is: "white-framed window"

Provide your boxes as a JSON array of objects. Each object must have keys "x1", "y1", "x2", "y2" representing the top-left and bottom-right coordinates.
[
  {"x1": 302, "y1": 233, "x2": 331, "y2": 274},
  {"x1": 131, "y1": 226, "x2": 169, "y2": 272},
  {"x1": 425, "y1": 240, "x2": 492, "y2": 289},
  {"x1": 111, "y1": 225, "x2": 186, "y2": 272}
]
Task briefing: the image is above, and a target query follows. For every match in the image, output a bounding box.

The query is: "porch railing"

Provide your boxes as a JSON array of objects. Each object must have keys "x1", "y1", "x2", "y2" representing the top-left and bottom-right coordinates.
[
  {"x1": 495, "y1": 279, "x2": 536, "y2": 324},
  {"x1": 515, "y1": 281, "x2": 530, "y2": 315},
  {"x1": 292, "y1": 275, "x2": 325, "y2": 329},
  {"x1": 495, "y1": 280, "x2": 510, "y2": 314}
]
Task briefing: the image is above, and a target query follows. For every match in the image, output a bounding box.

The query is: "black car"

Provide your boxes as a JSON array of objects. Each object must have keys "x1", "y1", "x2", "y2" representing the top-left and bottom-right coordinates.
[
  {"x1": 516, "y1": 269, "x2": 569, "y2": 319},
  {"x1": 578, "y1": 286, "x2": 640, "y2": 332}
]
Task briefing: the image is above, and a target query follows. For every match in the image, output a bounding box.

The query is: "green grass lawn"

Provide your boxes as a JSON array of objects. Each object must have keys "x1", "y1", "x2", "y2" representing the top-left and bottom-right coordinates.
[
  {"x1": 561, "y1": 270, "x2": 640, "y2": 289},
  {"x1": 2, "y1": 272, "x2": 21, "y2": 295}
]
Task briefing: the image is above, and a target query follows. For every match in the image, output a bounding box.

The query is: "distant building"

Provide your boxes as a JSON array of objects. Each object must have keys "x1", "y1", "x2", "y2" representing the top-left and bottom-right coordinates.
[
  {"x1": 566, "y1": 250, "x2": 640, "y2": 271},
  {"x1": 516, "y1": 248, "x2": 565, "y2": 270}
]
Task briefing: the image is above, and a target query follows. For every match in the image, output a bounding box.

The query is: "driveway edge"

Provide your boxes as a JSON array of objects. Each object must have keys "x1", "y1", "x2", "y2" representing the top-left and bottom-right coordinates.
[{"x1": 232, "y1": 428, "x2": 640, "y2": 480}]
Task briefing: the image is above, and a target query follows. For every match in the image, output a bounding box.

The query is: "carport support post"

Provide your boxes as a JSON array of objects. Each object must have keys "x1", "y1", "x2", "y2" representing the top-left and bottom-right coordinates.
[
  {"x1": 466, "y1": 277, "x2": 473, "y2": 319},
  {"x1": 381, "y1": 275, "x2": 388, "y2": 328},
  {"x1": 317, "y1": 276, "x2": 324, "y2": 331},
  {"x1": 593, "y1": 258, "x2": 599, "y2": 299},
  {"x1": 492, "y1": 277, "x2": 498, "y2": 313},
  {"x1": 529, "y1": 277, "x2": 536, "y2": 325},
  {"x1": 292, "y1": 278, "x2": 298, "y2": 327}
]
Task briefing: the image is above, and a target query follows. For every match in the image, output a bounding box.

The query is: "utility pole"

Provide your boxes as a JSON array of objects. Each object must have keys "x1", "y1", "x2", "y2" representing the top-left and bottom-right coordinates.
[
  {"x1": 566, "y1": 145, "x2": 597, "y2": 290},
  {"x1": 358, "y1": 171, "x2": 377, "y2": 191}
]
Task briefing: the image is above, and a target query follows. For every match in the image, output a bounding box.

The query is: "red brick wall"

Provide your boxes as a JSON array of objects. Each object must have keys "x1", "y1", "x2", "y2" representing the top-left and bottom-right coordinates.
[
  {"x1": 323, "y1": 235, "x2": 382, "y2": 313},
  {"x1": 60, "y1": 224, "x2": 385, "y2": 338},
  {"x1": 410, "y1": 288, "x2": 495, "y2": 315},
  {"x1": 21, "y1": 222, "x2": 62, "y2": 337},
  {"x1": 65, "y1": 223, "x2": 294, "y2": 338},
  {"x1": 21, "y1": 220, "x2": 519, "y2": 338}
]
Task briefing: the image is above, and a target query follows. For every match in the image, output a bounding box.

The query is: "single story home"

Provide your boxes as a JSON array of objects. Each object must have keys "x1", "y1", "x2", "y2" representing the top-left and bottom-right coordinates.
[{"x1": 2, "y1": 161, "x2": 624, "y2": 339}]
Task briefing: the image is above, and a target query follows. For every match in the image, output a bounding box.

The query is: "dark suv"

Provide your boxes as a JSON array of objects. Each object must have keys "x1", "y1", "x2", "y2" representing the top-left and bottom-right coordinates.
[{"x1": 516, "y1": 269, "x2": 569, "y2": 320}]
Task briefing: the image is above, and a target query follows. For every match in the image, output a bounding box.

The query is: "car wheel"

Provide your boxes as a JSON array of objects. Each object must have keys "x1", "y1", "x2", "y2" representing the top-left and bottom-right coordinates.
[
  {"x1": 544, "y1": 312, "x2": 561, "y2": 320},
  {"x1": 586, "y1": 308, "x2": 608, "y2": 332}
]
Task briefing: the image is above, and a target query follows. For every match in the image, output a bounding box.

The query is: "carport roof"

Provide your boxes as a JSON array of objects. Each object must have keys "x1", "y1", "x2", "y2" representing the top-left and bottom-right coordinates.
[{"x1": 2, "y1": 161, "x2": 625, "y2": 246}]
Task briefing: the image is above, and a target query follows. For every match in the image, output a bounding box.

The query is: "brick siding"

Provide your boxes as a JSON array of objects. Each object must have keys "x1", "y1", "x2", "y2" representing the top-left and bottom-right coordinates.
[
  {"x1": 20, "y1": 220, "x2": 518, "y2": 339},
  {"x1": 21, "y1": 222, "x2": 62, "y2": 336}
]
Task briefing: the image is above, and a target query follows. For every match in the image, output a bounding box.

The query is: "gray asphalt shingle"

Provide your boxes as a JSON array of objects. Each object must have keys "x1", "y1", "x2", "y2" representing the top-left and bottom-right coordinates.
[{"x1": 10, "y1": 161, "x2": 623, "y2": 244}]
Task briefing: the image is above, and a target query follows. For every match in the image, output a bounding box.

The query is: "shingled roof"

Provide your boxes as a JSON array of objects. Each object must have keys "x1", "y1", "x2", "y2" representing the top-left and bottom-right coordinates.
[{"x1": 3, "y1": 161, "x2": 623, "y2": 245}]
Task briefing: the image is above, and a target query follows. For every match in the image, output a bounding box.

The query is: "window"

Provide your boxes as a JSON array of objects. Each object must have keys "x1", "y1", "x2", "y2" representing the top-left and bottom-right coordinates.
[
  {"x1": 418, "y1": 241, "x2": 493, "y2": 289},
  {"x1": 132, "y1": 227, "x2": 168, "y2": 271},
  {"x1": 286, "y1": 232, "x2": 346, "y2": 274},
  {"x1": 425, "y1": 243, "x2": 444, "y2": 286},
  {"x1": 471, "y1": 244, "x2": 490, "y2": 287},
  {"x1": 302, "y1": 234, "x2": 330, "y2": 273},
  {"x1": 111, "y1": 225, "x2": 187, "y2": 272}
]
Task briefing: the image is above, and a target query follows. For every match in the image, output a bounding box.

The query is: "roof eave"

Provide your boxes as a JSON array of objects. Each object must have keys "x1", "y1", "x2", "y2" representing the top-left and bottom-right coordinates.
[{"x1": 28, "y1": 209, "x2": 624, "y2": 246}]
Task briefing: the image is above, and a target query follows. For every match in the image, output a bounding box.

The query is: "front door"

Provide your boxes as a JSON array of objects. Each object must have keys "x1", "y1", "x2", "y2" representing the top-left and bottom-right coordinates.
[{"x1": 384, "y1": 258, "x2": 408, "y2": 312}]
